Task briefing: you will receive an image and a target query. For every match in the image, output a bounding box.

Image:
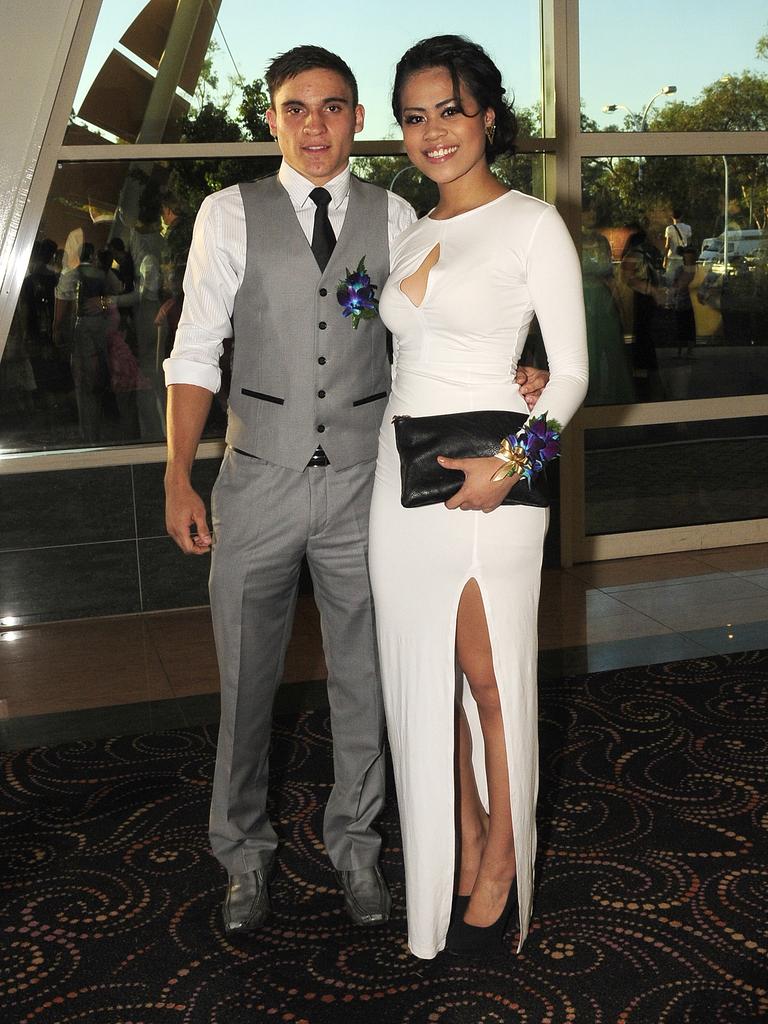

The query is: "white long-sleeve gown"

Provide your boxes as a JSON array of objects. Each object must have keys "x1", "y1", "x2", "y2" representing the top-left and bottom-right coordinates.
[{"x1": 368, "y1": 190, "x2": 589, "y2": 959}]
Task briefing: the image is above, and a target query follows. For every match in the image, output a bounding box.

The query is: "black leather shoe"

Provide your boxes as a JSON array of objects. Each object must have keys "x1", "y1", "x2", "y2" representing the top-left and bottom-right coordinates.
[
  {"x1": 336, "y1": 865, "x2": 392, "y2": 925},
  {"x1": 222, "y1": 860, "x2": 274, "y2": 935}
]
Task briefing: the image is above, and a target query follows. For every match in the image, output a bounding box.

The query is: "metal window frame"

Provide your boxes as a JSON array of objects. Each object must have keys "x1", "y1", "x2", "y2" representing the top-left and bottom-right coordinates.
[
  {"x1": 550, "y1": 0, "x2": 768, "y2": 563},
  {"x1": 1, "y1": 0, "x2": 766, "y2": 563}
]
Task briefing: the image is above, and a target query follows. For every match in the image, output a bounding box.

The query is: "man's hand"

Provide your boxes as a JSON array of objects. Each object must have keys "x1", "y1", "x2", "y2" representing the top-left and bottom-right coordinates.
[
  {"x1": 516, "y1": 365, "x2": 550, "y2": 411},
  {"x1": 165, "y1": 475, "x2": 212, "y2": 554},
  {"x1": 165, "y1": 383, "x2": 215, "y2": 554},
  {"x1": 439, "y1": 455, "x2": 520, "y2": 513}
]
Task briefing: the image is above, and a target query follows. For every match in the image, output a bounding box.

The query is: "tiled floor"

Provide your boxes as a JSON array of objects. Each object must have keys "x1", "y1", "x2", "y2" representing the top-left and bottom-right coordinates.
[{"x1": 1, "y1": 544, "x2": 767, "y2": 750}]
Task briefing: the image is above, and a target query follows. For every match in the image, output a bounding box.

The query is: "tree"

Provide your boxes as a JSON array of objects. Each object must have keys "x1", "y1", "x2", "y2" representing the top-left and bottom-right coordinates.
[
  {"x1": 354, "y1": 106, "x2": 541, "y2": 216},
  {"x1": 757, "y1": 26, "x2": 768, "y2": 61},
  {"x1": 650, "y1": 73, "x2": 768, "y2": 234},
  {"x1": 169, "y1": 75, "x2": 279, "y2": 215},
  {"x1": 582, "y1": 66, "x2": 768, "y2": 242},
  {"x1": 238, "y1": 79, "x2": 274, "y2": 142}
]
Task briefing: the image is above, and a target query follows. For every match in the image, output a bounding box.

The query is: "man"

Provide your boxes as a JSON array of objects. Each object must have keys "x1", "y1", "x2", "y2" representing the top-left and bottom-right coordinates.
[
  {"x1": 164, "y1": 45, "x2": 546, "y2": 935},
  {"x1": 663, "y1": 208, "x2": 692, "y2": 277},
  {"x1": 159, "y1": 189, "x2": 192, "y2": 296}
]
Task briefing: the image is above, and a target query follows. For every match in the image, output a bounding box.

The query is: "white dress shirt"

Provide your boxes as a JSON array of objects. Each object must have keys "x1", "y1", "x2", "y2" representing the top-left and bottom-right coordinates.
[{"x1": 164, "y1": 161, "x2": 416, "y2": 393}]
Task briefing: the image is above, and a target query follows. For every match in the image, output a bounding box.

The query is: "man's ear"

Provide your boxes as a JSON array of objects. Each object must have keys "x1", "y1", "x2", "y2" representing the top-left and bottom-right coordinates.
[
  {"x1": 354, "y1": 104, "x2": 365, "y2": 134},
  {"x1": 266, "y1": 107, "x2": 278, "y2": 137}
]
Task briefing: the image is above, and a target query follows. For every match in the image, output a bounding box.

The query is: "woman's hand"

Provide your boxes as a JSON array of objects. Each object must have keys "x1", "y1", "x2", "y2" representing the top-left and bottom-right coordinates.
[{"x1": 438, "y1": 455, "x2": 520, "y2": 513}]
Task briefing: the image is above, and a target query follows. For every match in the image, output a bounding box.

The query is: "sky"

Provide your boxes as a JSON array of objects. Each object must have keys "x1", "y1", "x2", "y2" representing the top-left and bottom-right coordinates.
[{"x1": 74, "y1": 1, "x2": 768, "y2": 138}]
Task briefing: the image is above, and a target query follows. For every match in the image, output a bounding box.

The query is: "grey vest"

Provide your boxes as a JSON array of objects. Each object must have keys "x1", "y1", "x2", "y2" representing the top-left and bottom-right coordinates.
[{"x1": 228, "y1": 174, "x2": 391, "y2": 471}]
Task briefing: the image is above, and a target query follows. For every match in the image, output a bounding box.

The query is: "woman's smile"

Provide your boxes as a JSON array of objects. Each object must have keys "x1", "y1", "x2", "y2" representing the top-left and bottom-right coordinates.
[{"x1": 424, "y1": 144, "x2": 459, "y2": 162}]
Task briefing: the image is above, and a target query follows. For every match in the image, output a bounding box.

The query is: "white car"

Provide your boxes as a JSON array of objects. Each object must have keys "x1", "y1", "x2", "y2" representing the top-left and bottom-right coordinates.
[{"x1": 698, "y1": 230, "x2": 767, "y2": 272}]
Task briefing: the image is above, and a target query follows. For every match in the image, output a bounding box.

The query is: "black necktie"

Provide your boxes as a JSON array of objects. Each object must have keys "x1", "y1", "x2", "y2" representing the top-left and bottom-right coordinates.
[{"x1": 309, "y1": 187, "x2": 336, "y2": 272}]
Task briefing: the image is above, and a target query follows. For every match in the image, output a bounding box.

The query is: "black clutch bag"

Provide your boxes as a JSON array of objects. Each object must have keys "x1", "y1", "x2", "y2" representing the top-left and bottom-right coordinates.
[{"x1": 392, "y1": 410, "x2": 550, "y2": 509}]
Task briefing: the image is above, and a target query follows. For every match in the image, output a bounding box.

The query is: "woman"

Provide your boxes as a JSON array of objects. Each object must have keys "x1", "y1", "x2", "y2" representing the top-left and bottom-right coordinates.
[
  {"x1": 70, "y1": 242, "x2": 122, "y2": 441},
  {"x1": 368, "y1": 36, "x2": 588, "y2": 959},
  {"x1": 620, "y1": 227, "x2": 664, "y2": 400}
]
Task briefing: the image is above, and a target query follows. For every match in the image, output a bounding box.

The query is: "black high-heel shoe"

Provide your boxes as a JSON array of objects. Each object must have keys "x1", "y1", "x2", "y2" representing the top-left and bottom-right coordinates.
[
  {"x1": 445, "y1": 894, "x2": 470, "y2": 947},
  {"x1": 445, "y1": 883, "x2": 518, "y2": 956}
]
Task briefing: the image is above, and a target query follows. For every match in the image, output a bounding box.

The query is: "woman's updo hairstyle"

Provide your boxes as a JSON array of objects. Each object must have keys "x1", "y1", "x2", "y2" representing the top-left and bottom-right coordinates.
[{"x1": 392, "y1": 35, "x2": 517, "y2": 162}]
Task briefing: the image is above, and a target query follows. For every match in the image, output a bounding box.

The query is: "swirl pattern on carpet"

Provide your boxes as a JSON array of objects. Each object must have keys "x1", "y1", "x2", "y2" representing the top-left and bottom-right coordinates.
[{"x1": 1, "y1": 650, "x2": 766, "y2": 1022}]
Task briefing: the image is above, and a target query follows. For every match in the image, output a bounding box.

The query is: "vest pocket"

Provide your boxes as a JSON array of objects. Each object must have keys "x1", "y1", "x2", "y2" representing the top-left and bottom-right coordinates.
[
  {"x1": 352, "y1": 391, "x2": 388, "y2": 407},
  {"x1": 241, "y1": 388, "x2": 284, "y2": 405}
]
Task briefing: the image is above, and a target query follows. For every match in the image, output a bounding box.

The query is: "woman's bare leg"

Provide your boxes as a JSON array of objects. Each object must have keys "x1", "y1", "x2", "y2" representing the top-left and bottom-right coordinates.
[
  {"x1": 454, "y1": 703, "x2": 489, "y2": 896},
  {"x1": 455, "y1": 578, "x2": 516, "y2": 927}
]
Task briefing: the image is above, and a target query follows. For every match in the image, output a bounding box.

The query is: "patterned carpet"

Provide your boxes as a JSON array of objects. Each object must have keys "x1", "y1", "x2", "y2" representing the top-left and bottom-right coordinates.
[{"x1": 2, "y1": 651, "x2": 766, "y2": 1023}]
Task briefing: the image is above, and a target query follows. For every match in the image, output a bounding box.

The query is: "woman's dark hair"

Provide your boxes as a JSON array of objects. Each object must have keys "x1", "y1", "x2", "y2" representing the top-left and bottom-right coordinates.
[
  {"x1": 266, "y1": 45, "x2": 358, "y2": 107},
  {"x1": 391, "y1": 35, "x2": 517, "y2": 162}
]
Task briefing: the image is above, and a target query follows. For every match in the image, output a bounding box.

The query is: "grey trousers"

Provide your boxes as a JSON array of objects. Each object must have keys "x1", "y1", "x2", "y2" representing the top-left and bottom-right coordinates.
[{"x1": 208, "y1": 447, "x2": 386, "y2": 874}]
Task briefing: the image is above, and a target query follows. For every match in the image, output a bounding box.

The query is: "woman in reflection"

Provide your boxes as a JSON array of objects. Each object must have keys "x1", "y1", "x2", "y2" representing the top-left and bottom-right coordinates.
[
  {"x1": 368, "y1": 36, "x2": 588, "y2": 959},
  {"x1": 671, "y1": 245, "x2": 697, "y2": 357},
  {"x1": 582, "y1": 202, "x2": 634, "y2": 404},
  {"x1": 620, "y1": 226, "x2": 665, "y2": 401},
  {"x1": 70, "y1": 242, "x2": 122, "y2": 441}
]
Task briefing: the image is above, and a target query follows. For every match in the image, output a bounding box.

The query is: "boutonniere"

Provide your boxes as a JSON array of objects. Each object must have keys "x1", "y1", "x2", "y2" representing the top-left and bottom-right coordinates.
[{"x1": 337, "y1": 257, "x2": 379, "y2": 329}]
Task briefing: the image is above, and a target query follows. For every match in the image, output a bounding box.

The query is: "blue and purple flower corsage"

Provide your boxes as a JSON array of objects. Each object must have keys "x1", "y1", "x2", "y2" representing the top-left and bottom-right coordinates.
[
  {"x1": 337, "y1": 257, "x2": 379, "y2": 330},
  {"x1": 491, "y1": 413, "x2": 562, "y2": 486}
]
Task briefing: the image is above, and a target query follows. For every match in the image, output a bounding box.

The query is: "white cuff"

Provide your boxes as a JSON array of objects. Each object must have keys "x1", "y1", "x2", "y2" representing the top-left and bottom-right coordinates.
[{"x1": 162, "y1": 356, "x2": 221, "y2": 393}]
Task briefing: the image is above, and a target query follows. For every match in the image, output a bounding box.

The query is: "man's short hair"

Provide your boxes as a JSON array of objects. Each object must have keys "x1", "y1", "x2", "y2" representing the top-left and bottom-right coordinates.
[
  {"x1": 159, "y1": 189, "x2": 182, "y2": 216},
  {"x1": 266, "y1": 45, "x2": 358, "y2": 107}
]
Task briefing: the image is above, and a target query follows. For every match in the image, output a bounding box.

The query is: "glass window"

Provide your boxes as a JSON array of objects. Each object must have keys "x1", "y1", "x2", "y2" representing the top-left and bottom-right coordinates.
[
  {"x1": 1, "y1": 152, "x2": 544, "y2": 455},
  {"x1": 581, "y1": 155, "x2": 768, "y2": 405},
  {"x1": 353, "y1": 153, "x2": 545, "y2": 215},
  {"x1": 580, "y1": 1, "x2": 768, "y2": 132},
  {"x1": 69, "y1": 0, "x2": 542, "y2": 146},
  {"x1": 0, "y1": 157, "x2": 278, "y2": 454},
  {"x1": 585, "y1": 417, "x2": 768, "y2": 534}
]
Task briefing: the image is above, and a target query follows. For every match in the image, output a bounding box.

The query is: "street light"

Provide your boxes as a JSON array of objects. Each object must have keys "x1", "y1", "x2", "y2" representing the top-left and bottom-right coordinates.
[
  {"x1": 602, "y1": 85, "x2": 677, "y2": 131},
  {"x1": 722, "y1": 155, "x2": 729, "y2": 278},
  {"x1": 389, "y1": 164, "x2": 420, "y2": 192}
]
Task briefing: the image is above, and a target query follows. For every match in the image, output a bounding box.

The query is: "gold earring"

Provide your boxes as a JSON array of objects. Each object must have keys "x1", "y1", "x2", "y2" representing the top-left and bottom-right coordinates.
[{"x1": 485, "y1": 122, "x2": 496, "y2": 144}]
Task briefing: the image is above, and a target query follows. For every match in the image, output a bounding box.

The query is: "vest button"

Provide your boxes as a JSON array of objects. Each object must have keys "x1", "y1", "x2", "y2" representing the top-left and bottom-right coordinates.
[
  {"x1": 318, "y1": 356, "x2": 326, "y2": 365},
  {"x1": 317, "y1": 424, "x2": 326, "y2": 433},
  {"x1": 319, "y1": 288, "x2": 327, "y2": 297},
  {"x1": 319, "y1": 321, "x2": 327, "y2": 330},
  {"x1": 318, "y1": 390, "x2": 326, "y2": 398}
]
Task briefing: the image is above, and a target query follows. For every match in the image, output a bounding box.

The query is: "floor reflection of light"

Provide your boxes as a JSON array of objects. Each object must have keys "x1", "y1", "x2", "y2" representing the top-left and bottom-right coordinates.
[{"x1": 0, "y1": 631, "x2": 22, "y2": 643}]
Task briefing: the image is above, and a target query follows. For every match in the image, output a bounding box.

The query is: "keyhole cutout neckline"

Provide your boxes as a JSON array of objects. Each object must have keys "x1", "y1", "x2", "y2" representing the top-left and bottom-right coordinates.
[{"x1": 399, "y1": 243, "x2": 441, "y2": 309}]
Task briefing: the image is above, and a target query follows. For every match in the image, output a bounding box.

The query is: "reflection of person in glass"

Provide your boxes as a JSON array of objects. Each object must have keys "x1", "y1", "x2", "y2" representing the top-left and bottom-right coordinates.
[
  {"x1": 663, "y1": 208, "x2": 692, "y2": 279},
  {"x1": 163, "y1": 44, "x2": 549, "y2": 940},
  {"x1": 70, "y1": 243, "x2": 121, "y2": 441},
  {"x1": 368, "y1": 36, "x2": 588, "y2": 959},
  {"x1": 20, "y1": 239, "x2": 72, "y2": 404},
  {"x1": 53, "y1": 228, "x2": 84, "y2": 353},
  {"x1": 671, "y1": 245, "x2": 697, "y2": 357},
  {"x1": 698, "y1": 253, "x2": 766, "y2": 347},
  {"x1": 156, "y1": 191, "x2": 191, "y2": 369},
  {"x1": 159, "y1": 189, "x2": 192, "y2": 296},
  {"x1": 97, "y1": 190, "x2": 165, "y2": 439},
  {"x1": 582, "y1": 204, "x2": 634, "y2": 405},
  {"x1": 620, "y1": 227, "x2": 665, "y2": 400}
]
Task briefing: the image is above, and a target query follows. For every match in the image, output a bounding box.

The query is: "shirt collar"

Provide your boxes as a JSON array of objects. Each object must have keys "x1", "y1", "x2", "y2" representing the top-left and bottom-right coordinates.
[{"x1": 278, "y1": 160, "x2": 351, "y2": 211}]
